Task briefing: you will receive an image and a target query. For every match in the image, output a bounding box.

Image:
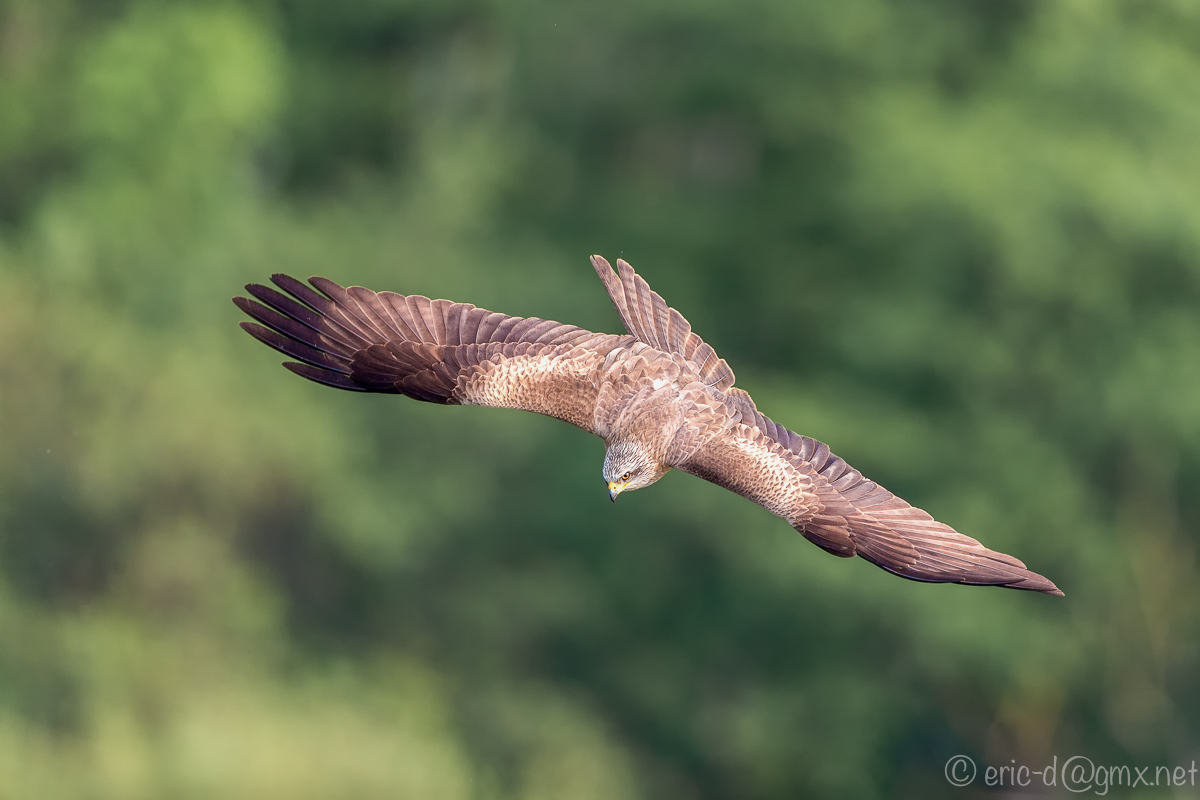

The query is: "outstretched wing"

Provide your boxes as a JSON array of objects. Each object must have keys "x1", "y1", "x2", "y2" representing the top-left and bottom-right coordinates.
[
  {"x1": 678, "y1": 397, "x2": 1062, "y2": 595},
  {"x1": 591, "y1": 255, "x2": 735, "y2": 391},
  {"x1": 234, "y1": 274, "x2": 633, "y2": 432}
]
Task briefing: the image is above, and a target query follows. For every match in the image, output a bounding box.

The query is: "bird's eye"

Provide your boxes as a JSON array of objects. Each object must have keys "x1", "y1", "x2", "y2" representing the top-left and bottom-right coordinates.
[{"x1": 621, "y1": 472, "x2": 632, "y2": 482}]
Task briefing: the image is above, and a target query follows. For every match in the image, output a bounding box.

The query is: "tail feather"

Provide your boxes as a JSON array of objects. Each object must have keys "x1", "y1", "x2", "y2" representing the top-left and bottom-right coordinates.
[{"x1": 590, "y1": 255, "x2": 736, "y2": 391}]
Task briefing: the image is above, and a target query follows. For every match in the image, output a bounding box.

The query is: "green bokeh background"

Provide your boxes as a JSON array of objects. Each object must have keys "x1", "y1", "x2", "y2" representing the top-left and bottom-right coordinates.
[{"x1": 1, "y1": 0, "x2": 1197, "y2": 797}]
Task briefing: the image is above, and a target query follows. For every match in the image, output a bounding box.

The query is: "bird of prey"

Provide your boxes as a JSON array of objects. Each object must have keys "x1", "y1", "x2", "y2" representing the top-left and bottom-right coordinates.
[{"x1": 234, "y1": 256, "x2": 1062, "y2": 596}]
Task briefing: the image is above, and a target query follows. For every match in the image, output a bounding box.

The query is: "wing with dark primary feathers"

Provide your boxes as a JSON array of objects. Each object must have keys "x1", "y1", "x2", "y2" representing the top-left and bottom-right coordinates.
[
  {"x1": 679, "y1": 394, "x2": 1063, "y2": 595},
  {"x1": 233, "y1": 274, "x2": 634, "y2": 432}
]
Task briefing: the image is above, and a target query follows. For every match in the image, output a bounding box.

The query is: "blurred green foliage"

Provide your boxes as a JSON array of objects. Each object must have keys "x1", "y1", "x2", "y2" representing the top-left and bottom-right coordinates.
[{"x1": 0, "y1": 0, "x2": 1198, "y2": 797}]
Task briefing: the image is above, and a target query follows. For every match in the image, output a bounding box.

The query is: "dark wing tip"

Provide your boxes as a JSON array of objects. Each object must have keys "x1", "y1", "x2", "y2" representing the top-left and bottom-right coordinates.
[
  {"x1": 282, "y1": 360, "x2": 366, "y2": 391},
  {"x1": 269, "y1": 272, "x2": 297, "y2": 286},
  {"x1": 268, "y1": 273, "x2": 320, "y2": 300},
  {"x1": 866, "y1": 552, "x2": 1065, "y2": 596},
  {"x1": 1008, "y1": 573, "x2": 1064, "y2": 596},
  {"x1": 950, "y1": 560, "x2": 1061, "y2": 595}
]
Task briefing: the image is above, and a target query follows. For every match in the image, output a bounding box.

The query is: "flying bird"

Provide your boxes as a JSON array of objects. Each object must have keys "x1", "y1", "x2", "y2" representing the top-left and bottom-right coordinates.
[{"x1": 234, "y1": 256, "x2": 1062, "y2": 596}]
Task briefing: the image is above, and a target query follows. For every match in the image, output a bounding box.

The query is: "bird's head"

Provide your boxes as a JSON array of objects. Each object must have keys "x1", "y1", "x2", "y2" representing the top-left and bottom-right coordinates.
[{"x1": 603, "y1": 441, "x2": 669, "y2": 502}]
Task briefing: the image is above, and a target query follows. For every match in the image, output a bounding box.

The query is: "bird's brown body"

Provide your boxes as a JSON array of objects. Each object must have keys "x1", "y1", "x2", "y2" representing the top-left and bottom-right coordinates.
[{"x1": 235, "y1": 256, "x2": 1062, "y2": 596}]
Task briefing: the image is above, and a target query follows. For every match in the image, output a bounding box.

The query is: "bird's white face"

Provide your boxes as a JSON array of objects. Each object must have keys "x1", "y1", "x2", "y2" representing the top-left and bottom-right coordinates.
[{"x1": 603, "y1": 443, "x2": 667, "y2": 501}]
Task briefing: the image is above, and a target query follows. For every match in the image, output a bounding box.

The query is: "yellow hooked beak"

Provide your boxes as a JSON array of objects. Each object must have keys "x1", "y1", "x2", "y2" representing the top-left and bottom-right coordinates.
[{"x1": 608, "y1": 481, "x2": 626, "y2": 503}]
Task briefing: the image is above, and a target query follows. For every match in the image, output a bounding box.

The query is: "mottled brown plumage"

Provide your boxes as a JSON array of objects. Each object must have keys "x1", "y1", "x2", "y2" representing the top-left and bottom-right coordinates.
[{"x1": 234, "y1": 256, "x2": 1063, "y2": 596}]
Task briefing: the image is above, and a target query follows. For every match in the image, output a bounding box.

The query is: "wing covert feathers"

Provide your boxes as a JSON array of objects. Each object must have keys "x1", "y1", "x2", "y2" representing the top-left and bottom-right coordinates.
[
  {"x1": 234, "y1": 274, "x2": 632, "y2": 431},
  {"x1": 680, "y1": 404, "x2": 1062, "y2": 596},
  {"x1": 591, "y1": 255, "x2": 735, "y2": 392}
]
